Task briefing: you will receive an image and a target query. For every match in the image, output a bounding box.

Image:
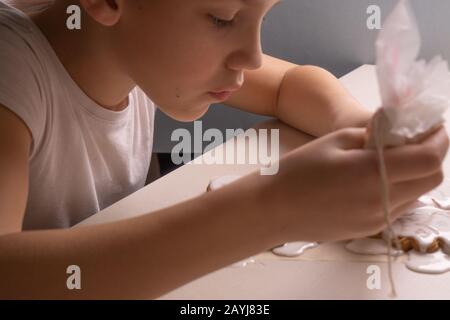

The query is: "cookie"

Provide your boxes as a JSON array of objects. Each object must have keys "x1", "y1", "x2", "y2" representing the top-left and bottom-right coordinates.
[{"x1": 369, "y1": 201, "x2": 450, "y2": 254}]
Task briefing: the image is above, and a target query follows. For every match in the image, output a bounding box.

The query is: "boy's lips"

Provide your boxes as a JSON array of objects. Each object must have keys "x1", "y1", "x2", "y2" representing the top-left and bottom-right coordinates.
[
  {"x1": 208, "y1": 91, "x2": 234, "y2": 101},
  {"x1": 208, "y1": 85, "x2": 242, "y2": 101}
]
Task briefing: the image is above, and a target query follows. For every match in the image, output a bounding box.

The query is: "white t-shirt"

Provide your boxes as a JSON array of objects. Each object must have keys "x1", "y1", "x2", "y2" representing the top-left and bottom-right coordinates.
[
  {"x1": 2, "y1": 0, "x2": 53, "y2": 15},
  {"x1": 0, "y1": 2, "x2": 156, "y2": 230}
]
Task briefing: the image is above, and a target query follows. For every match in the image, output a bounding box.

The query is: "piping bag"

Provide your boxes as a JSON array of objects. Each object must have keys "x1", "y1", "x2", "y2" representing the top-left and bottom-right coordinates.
[{"x1": 364, "y1": 0, "x2": 450, "y2": 296}]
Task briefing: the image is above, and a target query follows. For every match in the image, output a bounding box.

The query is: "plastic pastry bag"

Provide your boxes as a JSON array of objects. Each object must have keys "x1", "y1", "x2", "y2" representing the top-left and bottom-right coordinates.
[{"x1": 365, "y1": 0, "x2": 450, "y2": 149}]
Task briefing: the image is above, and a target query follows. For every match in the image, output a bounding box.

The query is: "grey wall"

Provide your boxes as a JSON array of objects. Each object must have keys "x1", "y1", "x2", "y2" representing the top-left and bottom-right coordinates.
[{"x1": 154, "y1": 0, "x2": 450, "y2": 153}]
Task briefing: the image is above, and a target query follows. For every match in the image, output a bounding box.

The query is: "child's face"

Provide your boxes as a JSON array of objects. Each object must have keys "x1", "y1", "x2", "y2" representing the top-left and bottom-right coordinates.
[{"x1": 113, "y1": 0, "x2": 280, "y2": 121}]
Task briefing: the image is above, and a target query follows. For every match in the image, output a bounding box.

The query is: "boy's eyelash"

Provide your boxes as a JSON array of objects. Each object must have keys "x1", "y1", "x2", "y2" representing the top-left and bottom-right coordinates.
[
  {"x1": 209, "y1": 15, "x2": 267, "y2": 29},
  {"x1": 210, "y1": 15, "x2": 235, "y2": 28}
]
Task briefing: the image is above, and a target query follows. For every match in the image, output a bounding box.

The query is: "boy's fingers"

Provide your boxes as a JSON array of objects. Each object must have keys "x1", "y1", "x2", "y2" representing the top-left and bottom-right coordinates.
[
  {"x1": 332, "y1": 127, "x2": 368, "y2": 150},
  {"x1": 419, "y1": 125, "x2": 450, "y2": 162},
  {"x1": 390, "y1": 199, "x2": 421, "y2": 221},
  {"x1": 390, "y1": 170, "x2": 444, "y2": 208},
  {"x1": 381, "y1": 126, "x2": 449, "y2": 183},
  {"x1": 332, "y1": 125, "x2": 448, "y2": 183},
  {"x1": 381, "y1": 146, "x2": 441, "y2": 183}
]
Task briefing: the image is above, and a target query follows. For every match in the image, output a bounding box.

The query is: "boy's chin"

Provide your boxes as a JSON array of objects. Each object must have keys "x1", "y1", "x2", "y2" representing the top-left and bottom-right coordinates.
[{"x1": 160, "y1": 104, "x2": 210, "y2": 122}]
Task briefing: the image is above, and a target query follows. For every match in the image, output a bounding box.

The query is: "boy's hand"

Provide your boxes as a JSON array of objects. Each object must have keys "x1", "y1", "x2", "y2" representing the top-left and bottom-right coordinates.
[{"x1": 260, "y1": 126, "x2": 449, "y2": 243}]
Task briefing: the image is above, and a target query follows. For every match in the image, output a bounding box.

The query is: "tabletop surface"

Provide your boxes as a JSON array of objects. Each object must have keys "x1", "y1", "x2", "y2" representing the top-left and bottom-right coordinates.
[{"x1": 77, "y1": 65, "x2": 450, "y2": 299}]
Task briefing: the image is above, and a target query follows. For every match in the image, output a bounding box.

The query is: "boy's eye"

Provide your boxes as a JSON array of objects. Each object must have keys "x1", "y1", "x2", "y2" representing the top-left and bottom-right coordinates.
[{"x1": 209, "y1": 15, "x2": 234, "y2": 28}]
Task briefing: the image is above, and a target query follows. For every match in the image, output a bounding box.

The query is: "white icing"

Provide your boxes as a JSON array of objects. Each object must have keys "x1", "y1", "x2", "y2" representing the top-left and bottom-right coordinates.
[
  {"x1": 406, "y1": 250, "x2": 450, "y2": 274},
  {"x1": 417, "y1": 195, "x2": 441, "y2": 207},
  {"x1": 208, "y1": 175, "x2": 243, "y2": 190},
  {"x1": 272, "y1": 242, "x2": 318, "y2": 257},
  {"x1": 231, "y1": 257, "x2": 256, "y2": 268},
  {"x1": 430, "y1": 198, "x2": 450, "y2": 210},
  {"x1": 384, "y1": 206, "x2": 450, "y2": 253},
  {"x1": 346, "y1": 238, "x2": 403, "y2": 256},
  {"x1": 347, "y1": 196, "x2": 450, "y2": 274}
]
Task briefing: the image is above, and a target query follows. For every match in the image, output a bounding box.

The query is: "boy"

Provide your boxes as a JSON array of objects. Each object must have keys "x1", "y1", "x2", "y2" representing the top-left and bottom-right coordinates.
[{"x1": 0, "y1": 0, "x2": 448, "y2": 299}]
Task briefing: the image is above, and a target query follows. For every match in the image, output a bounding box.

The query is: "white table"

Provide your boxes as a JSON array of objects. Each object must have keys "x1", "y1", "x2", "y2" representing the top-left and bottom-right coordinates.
[{"x1": 77, "y1": 65, "x2": 450, "y2": 299}]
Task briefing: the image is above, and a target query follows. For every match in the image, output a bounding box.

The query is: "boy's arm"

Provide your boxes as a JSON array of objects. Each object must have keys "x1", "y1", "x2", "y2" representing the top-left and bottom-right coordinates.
[
  {"x1": 0, "y1": 173, "x2": 274, "y2": 299},
  {"x1": 225, "y1": 54, "x2": 374, "y2": 137},
  {"x1": 0, "y1": 104, "x2": 276, "y2": 299},
  {"x1": 0, "y1": 105, "x2": 31, "y2": 235}
]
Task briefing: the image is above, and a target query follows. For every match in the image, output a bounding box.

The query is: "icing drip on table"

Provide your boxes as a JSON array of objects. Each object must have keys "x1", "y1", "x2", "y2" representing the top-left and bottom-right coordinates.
[
  {"x1": 231, "y1": 257, "x2": 256, "y2": 268},
  {"x1": 271, "y1": 242, "x2": 319, "y2": 257},
  {"x1": 347, "y1": 195, "x2": 450, "y2": 274}
]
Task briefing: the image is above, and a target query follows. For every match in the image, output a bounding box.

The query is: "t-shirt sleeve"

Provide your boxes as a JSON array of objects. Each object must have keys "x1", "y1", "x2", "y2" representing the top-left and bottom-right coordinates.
[{"x1": 0, "y1": 23, "x2": 46, "y2": 159}]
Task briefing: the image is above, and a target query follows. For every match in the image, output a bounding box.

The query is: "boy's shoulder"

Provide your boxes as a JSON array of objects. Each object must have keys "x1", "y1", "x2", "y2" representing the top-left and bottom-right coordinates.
[
  {"x1": 0, "y1": 2, "x2": 36, "y2": 45},
  {"x1": 0, "y1": 2, "x2": 49, "y2": 74}
]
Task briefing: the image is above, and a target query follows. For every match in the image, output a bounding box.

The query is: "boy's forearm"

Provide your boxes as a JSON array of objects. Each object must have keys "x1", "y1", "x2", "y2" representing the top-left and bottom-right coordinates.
[
  {"x1": 0, "y1": 172, "x2": 276, "y2": 299},
  {"x1": 276, "y1": 65, "x2": 374, "y2": 137}
]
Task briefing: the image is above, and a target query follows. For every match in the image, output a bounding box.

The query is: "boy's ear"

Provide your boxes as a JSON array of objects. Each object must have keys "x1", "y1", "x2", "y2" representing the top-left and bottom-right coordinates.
[{"x1": 78, "y1": 0, "x2": 123, "y2": 26}]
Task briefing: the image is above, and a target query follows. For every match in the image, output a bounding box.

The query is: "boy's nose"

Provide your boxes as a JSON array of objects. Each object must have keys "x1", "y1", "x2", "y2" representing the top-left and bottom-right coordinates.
[{"x1": 227, "y1": 31, "x2": 263, "y2": 71}]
